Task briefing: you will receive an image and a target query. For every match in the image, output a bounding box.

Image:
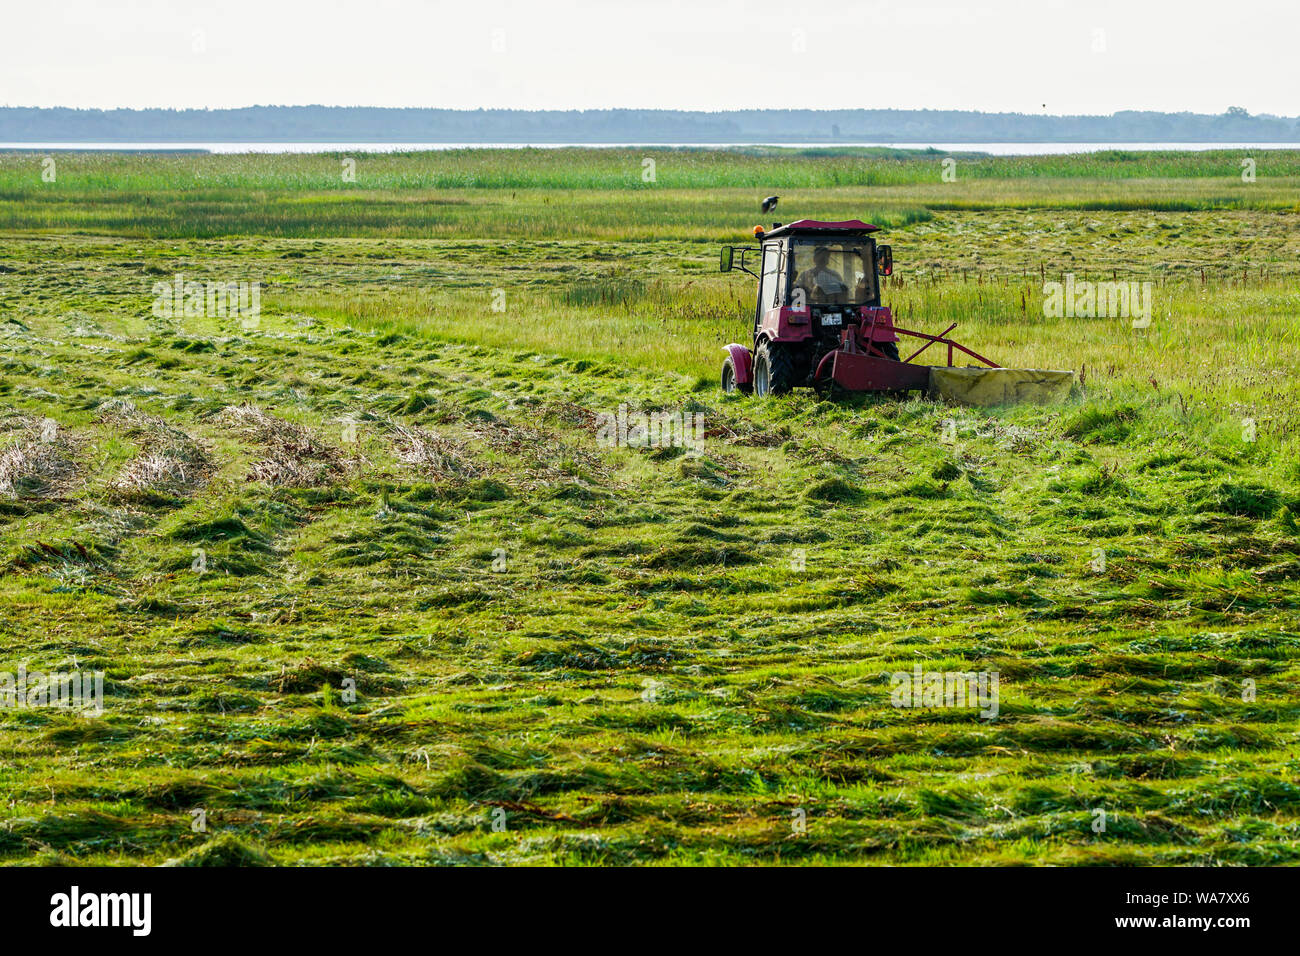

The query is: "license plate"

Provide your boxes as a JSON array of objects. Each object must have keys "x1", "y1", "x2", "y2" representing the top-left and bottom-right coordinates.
[{"x1": 822, "y1": 313, "x2": 842, "y2": 326}]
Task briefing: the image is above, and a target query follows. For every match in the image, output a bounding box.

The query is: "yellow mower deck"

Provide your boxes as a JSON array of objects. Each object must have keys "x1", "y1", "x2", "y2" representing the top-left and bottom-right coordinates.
[{"x1": 928, "y1": 367, "x2": 1075, "y2": 407}]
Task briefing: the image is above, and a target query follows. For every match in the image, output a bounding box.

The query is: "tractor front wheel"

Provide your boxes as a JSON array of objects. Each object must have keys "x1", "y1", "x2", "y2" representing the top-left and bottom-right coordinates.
[
  {"x1": 753, "y1": 341, "x2": 796, "y2": 397},
  {"x1": 721, "y1": 354, "x2": 751, "y2": 394}
]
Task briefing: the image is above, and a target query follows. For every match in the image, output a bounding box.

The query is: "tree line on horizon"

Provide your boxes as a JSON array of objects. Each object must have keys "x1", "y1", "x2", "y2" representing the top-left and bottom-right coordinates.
[{"x1": 1, "y1": 106, "x2": 1296, "y2": 143}]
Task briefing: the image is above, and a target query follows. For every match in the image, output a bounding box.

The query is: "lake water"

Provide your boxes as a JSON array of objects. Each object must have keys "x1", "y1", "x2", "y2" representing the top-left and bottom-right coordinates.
[{"x1": 2, "y1": 141, "x2": 1298, "y2": 154}]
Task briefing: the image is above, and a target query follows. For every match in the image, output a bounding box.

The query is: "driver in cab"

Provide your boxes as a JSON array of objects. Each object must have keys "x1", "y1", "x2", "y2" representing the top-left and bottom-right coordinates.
[{"x1": 794, "y1": 246, "x2": 847, "y2": 304}]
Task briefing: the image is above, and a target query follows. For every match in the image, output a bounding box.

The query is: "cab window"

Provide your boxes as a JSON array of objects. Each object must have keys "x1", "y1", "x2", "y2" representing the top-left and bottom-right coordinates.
[
  {"x1": 761, "y1": 245, "x2": 784, "y2": 308},
  {"x1": 791, "y1": 240, "x2": 877, "y2": 305}
]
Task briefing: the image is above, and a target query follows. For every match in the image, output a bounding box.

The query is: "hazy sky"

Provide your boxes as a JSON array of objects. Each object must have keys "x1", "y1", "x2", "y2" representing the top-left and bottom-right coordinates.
[{"x1": 3, "y1": 0, "x2": 1296, "y2": 115}]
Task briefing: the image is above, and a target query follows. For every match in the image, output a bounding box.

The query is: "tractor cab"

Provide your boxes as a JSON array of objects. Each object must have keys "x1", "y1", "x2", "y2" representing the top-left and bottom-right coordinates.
[
  {"x1": 728, "y1": 217, "x2": 889, "y2": 314},
  {"x1": 722, "y1": 219, "x2": 892, "y2": 322}
]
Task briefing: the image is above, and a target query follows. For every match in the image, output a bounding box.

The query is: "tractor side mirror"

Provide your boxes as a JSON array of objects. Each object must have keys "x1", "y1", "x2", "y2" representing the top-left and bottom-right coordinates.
[
  {"x1": 720, "y1": 246, "x2": 734, "y2": 272},
  {"x1": 876, "y1": 245, "x2": 893, "y2": 277}
]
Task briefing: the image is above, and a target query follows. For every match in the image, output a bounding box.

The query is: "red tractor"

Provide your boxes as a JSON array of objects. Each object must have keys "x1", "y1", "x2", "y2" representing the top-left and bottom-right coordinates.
[{"x1": 719, "y1": 219, "x2": 1068, "y2": 403}]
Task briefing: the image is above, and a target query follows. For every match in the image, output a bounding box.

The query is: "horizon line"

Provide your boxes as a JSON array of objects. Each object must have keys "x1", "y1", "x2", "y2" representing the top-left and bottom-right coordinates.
[{"x1": 2, "y1": 105, "x2": 1294, "y2": 120}]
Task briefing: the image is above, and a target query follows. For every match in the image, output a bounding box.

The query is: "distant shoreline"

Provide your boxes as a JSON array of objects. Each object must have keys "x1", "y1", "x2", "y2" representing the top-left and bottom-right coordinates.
[
  {"x1": 4, "y1": 107, "x2": 1295, "y2": 149},
  {"x1": 4, "y1": 141, "x2": 1299, "y2": 155}
]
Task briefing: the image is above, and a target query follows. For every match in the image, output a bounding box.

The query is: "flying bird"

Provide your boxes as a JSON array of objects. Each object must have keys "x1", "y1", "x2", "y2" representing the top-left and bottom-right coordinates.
[{"x1": 761, "y1": 195, "x2": 779, "y2": 213}]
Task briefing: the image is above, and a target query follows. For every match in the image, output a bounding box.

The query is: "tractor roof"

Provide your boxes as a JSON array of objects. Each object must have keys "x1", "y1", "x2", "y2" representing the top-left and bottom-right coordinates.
[{"x1": 763, "y1": 219, "x2": 879, "y2": 239}]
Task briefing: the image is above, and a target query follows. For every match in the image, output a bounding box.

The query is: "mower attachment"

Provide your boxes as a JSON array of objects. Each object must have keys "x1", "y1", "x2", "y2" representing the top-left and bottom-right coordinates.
[
  {"x1": 827, "y1": 349, "x2": 930, "y2": 392},
  {"x1": 929, "y1": 367, "x2": 1075, "y2": 406},
  {"x1": 815, "y1": 323, "x2": 1075, "y2": 406}
]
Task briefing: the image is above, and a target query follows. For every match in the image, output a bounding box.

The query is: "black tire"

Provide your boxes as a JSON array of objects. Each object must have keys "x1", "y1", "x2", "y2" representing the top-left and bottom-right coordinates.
[
  {"x1": 721, "y1": 354, "x2": 752, "y2": 395},
  {"x1": 753, "y1": 340, "x2": 796, "y2": 396},
  {"x1": 874, "y1": 340, "x2": 901, "y2": 361}
]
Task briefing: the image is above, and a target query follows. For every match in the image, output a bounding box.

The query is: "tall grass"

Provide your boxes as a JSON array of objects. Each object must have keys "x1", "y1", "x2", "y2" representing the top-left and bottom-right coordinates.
[
  {"x1": 2, "y1": 148, "x2": 1298, "y2": 237},
  {"x1": 0, "y1": 183, "x2": 933, "y2": 239},
  {"x1": 6, "y1": 147, "x2": 1300, "y2": 191}
]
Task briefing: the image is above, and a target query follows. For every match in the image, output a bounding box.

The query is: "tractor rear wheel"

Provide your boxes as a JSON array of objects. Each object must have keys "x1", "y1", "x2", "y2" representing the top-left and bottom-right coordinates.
[
  {"x1": 875, "y1": 341, "x2": 901, "y2": 361},
  {"x1": 721, "y1": 354, "x2": 751, "y2": 394},
  {"x1": 753, "y1": 341, "x2": 796, "y2": 396}
]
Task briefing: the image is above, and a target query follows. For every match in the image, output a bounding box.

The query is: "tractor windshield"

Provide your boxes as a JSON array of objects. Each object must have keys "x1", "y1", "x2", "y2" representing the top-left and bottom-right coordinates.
[{"x1": 791, "y1": 240, "x2": 877, "y2": 307}]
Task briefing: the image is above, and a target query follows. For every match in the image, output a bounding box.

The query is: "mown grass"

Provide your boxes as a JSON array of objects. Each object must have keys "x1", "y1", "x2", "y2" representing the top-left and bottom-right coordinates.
[{"x1": 0, "y1": 152, "x2": 1298, "y2": 866}]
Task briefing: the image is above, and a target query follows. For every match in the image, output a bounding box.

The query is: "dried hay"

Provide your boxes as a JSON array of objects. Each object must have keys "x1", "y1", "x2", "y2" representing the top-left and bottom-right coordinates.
[
  {"x1": 0, "y1": 414, "x2": 79, "y2": 498},
  {"x1": 97, "y1": 399, "x2": 214, "y2": 495},
  {"x1": 218, "y1": 403, "x2": 343, "y2": 486}
]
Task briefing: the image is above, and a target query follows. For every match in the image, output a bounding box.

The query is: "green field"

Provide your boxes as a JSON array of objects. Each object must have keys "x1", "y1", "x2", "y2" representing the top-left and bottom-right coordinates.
[{"x1": 1, "y1": 148, "x2": 1298, "y2": 865}]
